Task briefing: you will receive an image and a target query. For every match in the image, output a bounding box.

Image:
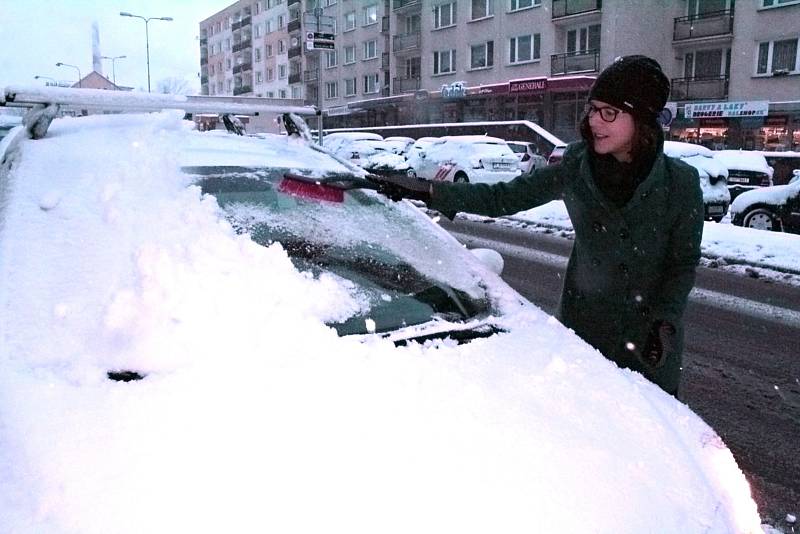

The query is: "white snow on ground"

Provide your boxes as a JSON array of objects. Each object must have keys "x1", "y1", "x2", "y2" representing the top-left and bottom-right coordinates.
[{"x1": 0, "y1": 112, "x2": 772, "y2": 533}]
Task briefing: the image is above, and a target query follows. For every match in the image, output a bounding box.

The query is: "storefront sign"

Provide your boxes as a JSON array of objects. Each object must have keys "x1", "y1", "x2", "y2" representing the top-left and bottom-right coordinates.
[
  {"x1": 326, "y1": 105, "x2": 350, "y2": 116},
  {"x1": 468, "y1": 83, "x2": 508, "y2": 96},
  {"x1": 441, "y1": 82, "x2": 467, "y2": 99},
  {"x1": 509, "y1": 78, "x2": 547, "y2": 94},
  {"x1": 685, "y1": 101, "x2": 769, "y2": 119}
]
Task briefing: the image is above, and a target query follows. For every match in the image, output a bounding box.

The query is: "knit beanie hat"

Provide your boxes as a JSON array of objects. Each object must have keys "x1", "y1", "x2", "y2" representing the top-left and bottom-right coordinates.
[{"x1": 588, "y1": 55, "x2": 670, "y2": 121}]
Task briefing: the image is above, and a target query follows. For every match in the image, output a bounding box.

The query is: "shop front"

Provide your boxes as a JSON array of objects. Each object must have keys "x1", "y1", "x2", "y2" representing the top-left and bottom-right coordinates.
[{"x1": 668, "y1": 100, "x2": 800, "y2": 151}]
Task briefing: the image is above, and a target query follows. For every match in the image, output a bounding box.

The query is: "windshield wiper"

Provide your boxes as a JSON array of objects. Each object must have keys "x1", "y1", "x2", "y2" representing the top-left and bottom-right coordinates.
[{"x1": 391, "y1": 323, "x2": 506, "y2": 347}]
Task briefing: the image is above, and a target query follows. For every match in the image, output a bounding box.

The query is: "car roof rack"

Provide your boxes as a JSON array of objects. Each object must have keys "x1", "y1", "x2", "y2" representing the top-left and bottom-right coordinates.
[{"x1": 1, "y1": 85, "x2": 319, "y2": 139}]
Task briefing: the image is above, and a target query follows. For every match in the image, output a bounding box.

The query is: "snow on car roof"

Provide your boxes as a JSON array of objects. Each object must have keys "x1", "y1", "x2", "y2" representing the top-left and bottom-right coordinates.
[
  {"x1": 437, "y1": 135, "x2": 508, "y2": 144},
  {"x1": 0, "y1": 111, "x2": 762, "y2": 533},
  {"x1": 664, "y1": 140, "x2": 715, "y2": 159},
  {"x1": 324, "y1": 131, "x2": 383, "y2": 141},
  {"x1": 714, "y1": 149, "x2": 774, "y2": 177},
  {"x1": 731, "y1": 180, "x2": 800, "y2": 212}
]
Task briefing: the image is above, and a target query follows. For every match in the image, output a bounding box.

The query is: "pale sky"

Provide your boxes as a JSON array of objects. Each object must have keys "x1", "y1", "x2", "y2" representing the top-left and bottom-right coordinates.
[{"x1": 0, "y1": 0, "x2": 231, "y2": 93}]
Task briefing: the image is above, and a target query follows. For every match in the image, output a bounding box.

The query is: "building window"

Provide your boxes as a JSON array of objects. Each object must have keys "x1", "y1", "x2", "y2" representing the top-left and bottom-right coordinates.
[
  {"x1": 267, "y1": 68, "x2": 274, "y2": 81},
  {"x1": 433, "y1": 2, "x2": 456, "y2": 29},
  {"x1": 363, "y1": 4, "x2": 378, "y2": 25},
  {"x1": 757, "y1": 38, "x2": 799, "y2": 74},
  {"x1": 363, "y1": 73, "x2": 379, "y2": 93},
  {"x1": 292, "y1": 86, "x2": 301, "y2": 99},
  {"x1": 326, "y1": 81, "x2": 338, "y2": 98},
  {"x1": 345, "y1": 77, "x2": 356, "y2": 96},
  {"x1": 210, "y1": 64, "x2": 215, "y2": 76},
  {"x1": 279, "y1": 64, "x2": 287, "y2": 78},
  {"x1": 225, "y1": 38, "x2": 231, "y2": 51},
  {"x1": 433, "y1": 49, "x2": 456, "y2": 74},
  {"x1": 326, "y1": 0, "x2": 337, "y2": 5},
  {"x1": 278, "y1": 15, "x2": 285, "y2": 28},
  {"x1": 266, "y1": 19, "x2": 274, "y2": 33},
  {"x1": 226, "y1": 58, "x2": 232, "y2": 70},
  {"x1": 266, "y1": 44, "x2": 273, "y2": 57},
  {"x1": 279, "y1": 39, "x2": 286, "y2": 53},
  {"x1": 344, "y1": 45, "x2": 356, "y2": 64},
  {"x1": 226, "y1": 79, "x2": 232, "y2": 91},
  {"x1": 326, "y1": 49, "x2": 338, "y2": 68},
  {"x1": 510, "y1": 34, "x2": 540, "y2": 64},
  {"x1": 510, "y1": 0, "x2": 539, "y2": 10},
  {"x1": 470, "y1": 0, "x2": 493, "y2": 20},
  {"x1": 254, "y1": 24, "x2": 262, "y2": 38},
  {"x1": 363, "y1": 39, "x2": 378, "y2": 60},
  {"x1": 344, "y1": 11, "x2": 356, "y2": 31},
  {"x1": 470, "y1": 41, "x2": 494, "y2": 69},
  {"x1": 255, "y1": 48, "x2": 262, "y2": 62},
  {"x1": 280, "y1": 89, "x2": 287, "y2": 98},
  {"x1": 255, "y1": 1, "x2": 261, "y2": 15},
  {"x1": 567, "y1": 24, "x2": 600, "y2": 55},
  {"x1": 762, "y1": 0, "x2": 800, "y2": 6},
  {"x1": 217, "y1": 81, "x2": 223, "y2": 93},
  {"x1": 256, "y1": 71, "x2": 263, "y2": 84}
]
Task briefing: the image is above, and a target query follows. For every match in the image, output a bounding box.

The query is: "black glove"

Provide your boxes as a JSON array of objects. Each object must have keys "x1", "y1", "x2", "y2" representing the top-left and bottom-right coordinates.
[
  {"x1": 641, "y1": 321, "x2": 676, "y2": 368},
  {"x1": 366, "y1": 173, "x2": 432, "y2": 203}
]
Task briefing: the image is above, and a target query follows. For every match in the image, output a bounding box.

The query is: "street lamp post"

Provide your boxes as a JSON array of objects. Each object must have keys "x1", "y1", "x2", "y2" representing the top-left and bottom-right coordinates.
[
  {"x1": 55, "y1": 62, "x2": 82, "y2": 88},
  {"x1": 101, "y1": 55, "x2": 127, "y2": 88},
  {"x1": 120, "y1": 12, "x2": 173, "y2": 93},
  {"x1": 34, "y1": 75, "x2": 57, "y2": 86}
]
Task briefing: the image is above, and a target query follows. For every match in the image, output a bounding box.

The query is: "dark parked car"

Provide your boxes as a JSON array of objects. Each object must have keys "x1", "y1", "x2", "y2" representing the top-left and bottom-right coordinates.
[
  {"x1": 713, "y1": 150, "x2": 774, "y2": 201},
  {"x1": 730, "y1": 173, "x2": 800, "y2": 233},
  {"x1": 761, "y1": 151, "x2": 800, "y2": 185}
]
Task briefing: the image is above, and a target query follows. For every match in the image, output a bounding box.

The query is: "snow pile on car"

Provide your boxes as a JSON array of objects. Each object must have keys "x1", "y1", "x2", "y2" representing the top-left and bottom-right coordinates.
[{"x1": 0, "y1": 112, "x2": 762, "y2": 533}]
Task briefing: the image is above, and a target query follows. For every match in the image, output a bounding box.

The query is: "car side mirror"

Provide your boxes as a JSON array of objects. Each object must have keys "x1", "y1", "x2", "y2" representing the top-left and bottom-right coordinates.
[{"x1": 470, "y1": 248, "x2": 504, "y2": 275}]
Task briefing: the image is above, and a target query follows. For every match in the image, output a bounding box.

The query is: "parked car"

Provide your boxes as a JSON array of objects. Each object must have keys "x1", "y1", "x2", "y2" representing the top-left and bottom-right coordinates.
[
  {"x1": 664, "y1": 141, "x2": 730, "y2": 222},
  {"x1": 322, "y1": 131, "x2": 386, "y2": 166},
  {"x1": 404, "y1": 136, "x2": 439, "y2": 176},
  {"x1": 506, "y1": 140, "x2": 547, "y2": 173},
  {"x1": 760, "y1": 151, "x2": 800, "y2": 185},
  {"x1": 713, "y1": 149, "x2": 773, "y2": 201},
  {"x1": 382, "y1": 136, "x2": 415, "y2": 155},
  {"x1": 546, "y1": 144, "x2": 567, "y2": 165},
  {"x1": 0, "y1": 87, "x2": 761, "y2": 533},
  {"x1": 0, "y1": 113, "x2": 22, "y2": 141},
  {"x1": 409, "y1": 135, "x2": 521, "y2": 184},
  {"x1": 730, "y1": 175, "x2": 800, "y2": 234}
]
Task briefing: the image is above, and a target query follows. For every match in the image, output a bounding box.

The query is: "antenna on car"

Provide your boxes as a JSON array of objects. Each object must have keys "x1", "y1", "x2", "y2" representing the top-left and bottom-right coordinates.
[{"x1": 1, "y1": 85, "x2": 319, "y2": 140}]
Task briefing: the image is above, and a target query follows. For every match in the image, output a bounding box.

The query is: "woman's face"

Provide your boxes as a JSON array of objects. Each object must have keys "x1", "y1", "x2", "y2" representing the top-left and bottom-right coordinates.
[{"x1": 586, "y1": 99, "x2": 636, "y2": 162}]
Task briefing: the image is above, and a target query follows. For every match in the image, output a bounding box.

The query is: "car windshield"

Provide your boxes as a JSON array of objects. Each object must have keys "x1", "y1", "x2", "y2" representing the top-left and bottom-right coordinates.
[
  {"x1": 467, "y1": 142, "x2": 512, "y2": 157},
  {"x1": 186, "y1": 167, "x2": 491, "y2": 336}
]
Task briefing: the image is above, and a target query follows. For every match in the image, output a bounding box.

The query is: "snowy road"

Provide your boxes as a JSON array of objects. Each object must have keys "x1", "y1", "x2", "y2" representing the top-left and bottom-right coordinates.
[{"x1": 439, "y1": 216, "x2": 800, "y2": 526}]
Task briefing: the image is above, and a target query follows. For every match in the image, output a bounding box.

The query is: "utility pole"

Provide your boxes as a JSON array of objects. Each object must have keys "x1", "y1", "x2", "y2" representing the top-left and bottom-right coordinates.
[{"x1": 315, "y1": 7, "x2": 323, "y2": 146}]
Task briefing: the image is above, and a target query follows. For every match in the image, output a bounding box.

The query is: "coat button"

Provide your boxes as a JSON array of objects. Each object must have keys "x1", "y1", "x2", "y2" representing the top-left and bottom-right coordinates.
[
  {"x1": 619, "y1": 228, "x2": 630, "y2": 239},
  {"x1": 592, "y1": 221, "x2": 605, "y2": 233},
  {"x1": 591, "y1": 258, "x2": 601, "y2": 266},
  {"x1": 618, "y1": 263, "x2": 629, "y2": 275}
]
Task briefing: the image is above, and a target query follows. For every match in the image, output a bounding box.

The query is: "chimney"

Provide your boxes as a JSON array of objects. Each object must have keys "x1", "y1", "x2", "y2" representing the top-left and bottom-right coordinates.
[{"x1": 92, "y1": 22, "x2": 103, "y2": 75}]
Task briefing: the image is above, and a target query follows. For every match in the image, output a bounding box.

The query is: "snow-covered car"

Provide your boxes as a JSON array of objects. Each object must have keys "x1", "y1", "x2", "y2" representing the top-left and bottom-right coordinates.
[
  {"x1": 506, "y1": 140, "x2": 547, "y2": 173},
  {"x1": 404, "y1": 136, "x2": 439, "y2": 176},
  {"x1": 730, "y1": 176, "x2": 800, "y2": 234},
  {"x1": 322, "y1": 131, "x2": 385, "y2": 166},
  {"x1": 664, "y1": 141, "x2": 731, "y2": 222},
  {"x1": 760, "y1": 151, "x2": 800, "y2": 186},
  {"x1": 382, "y1": 136, "x2": 415, "y2": 155},
  {"x1": 410, "y1": 135, "x2": 521, "y2": 184},
  {"x1": 546, "y1": 144, "x2": 567, "y2": 165},
  {"x1": 0, "y1": 87, "x2": 762, "y2": 533},
  {"x1": 713, "y1": 150, "x2": 774, "y2": 201},
  {"x1": 0, "y1": 113, "x2": 22, "y2": 141}
]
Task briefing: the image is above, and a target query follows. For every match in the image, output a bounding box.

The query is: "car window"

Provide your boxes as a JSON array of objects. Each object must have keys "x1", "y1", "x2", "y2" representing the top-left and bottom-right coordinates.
[{"x1": 190, "y1": 168, "x2": 491, "y2": 335}]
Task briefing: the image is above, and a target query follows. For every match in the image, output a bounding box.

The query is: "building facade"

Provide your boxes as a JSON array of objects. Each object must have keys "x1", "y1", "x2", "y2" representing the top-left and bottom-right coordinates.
[{"x1": 200, "y1": 0, "x2": 800, "y2": 150}]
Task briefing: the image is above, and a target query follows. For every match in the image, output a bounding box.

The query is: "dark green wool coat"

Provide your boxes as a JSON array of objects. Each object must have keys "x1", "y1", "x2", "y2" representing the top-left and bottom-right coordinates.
[{"x1": 429, "y1": 141, "x2": 704, "y2": 394}]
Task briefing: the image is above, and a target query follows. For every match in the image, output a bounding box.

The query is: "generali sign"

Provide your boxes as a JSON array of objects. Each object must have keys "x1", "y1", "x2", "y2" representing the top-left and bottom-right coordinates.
[{"x1": 509, "y1": 78, "x2": 547, "y2": 94}]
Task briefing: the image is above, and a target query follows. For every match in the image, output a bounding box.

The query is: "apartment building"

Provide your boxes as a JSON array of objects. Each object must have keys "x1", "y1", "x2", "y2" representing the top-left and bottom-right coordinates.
[{"x1": 200, "y1": 0, "x2": 800, "y2": 149}]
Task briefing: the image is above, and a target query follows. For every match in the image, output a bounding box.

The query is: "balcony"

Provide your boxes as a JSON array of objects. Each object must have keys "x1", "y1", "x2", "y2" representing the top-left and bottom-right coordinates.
[
  {"x1": 289, "y1": 72, "x2": 302, "y2": 84},
  {"x1": 673, "y1": 10, "x2": 734, "y2": 43},
  {"x1": 200, "y1": 37, "x2": 207, "y2": 46},
  {"x1": 552, "y1": 0, "x2": 602, "y2": 19},
  {"x1": 304, "y1": 70, "x2": 319, "y2": 82},
  {"x1": 393, "y1": 76, "x2": 421, "y2": 94},
  {"x1": 551, "y1": 50, "x2": 600, "y2": 75},
  {"x1": 233, "y1": 86, "x2": 252, "y2": 96},
  {"x1": 382, "y1": 52, "x2": 390, "y2": 69},
  {"x1": 670, "y1": 76, "x2": 729, "y2": 101},
  {"x1": 233, "y1": 63, "x2": 252, "y2": 74},
  {"x1": 382, "y1": 16, "x2": 390, "y2": 33},
  {"x1": 201, "y1": 76, "x2": 208, "y2": 85},
  {"x1": 232, "y1": 20, "x2": 241, "y2": 31},
  {"x1": 288, "y1": 45, "x2": 303, "y2": 59},
  {"x1": 393, "y1": 33, "x2": 421, "y2": 53},
  {"x1": 288, "y1": 19, "x2": 301, "y2": 33},
  {"x1": 200, "y1": 57, "x2": 208, "y2": 66},
  {"x1": 393, "y1": 0, "x2": 421, "y2": 11},
  {"x1": 232, "y1": 40, "x2": 252, "y2": 53},
  {"x1": 240, "y1": 16, "x2": 251, "y2": 28}
]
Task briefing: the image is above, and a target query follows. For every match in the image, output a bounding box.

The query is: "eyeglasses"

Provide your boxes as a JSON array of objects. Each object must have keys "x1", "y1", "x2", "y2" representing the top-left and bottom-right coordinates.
[{"x1": 585, "y1": 104, "x2": 624, "y2": 123}]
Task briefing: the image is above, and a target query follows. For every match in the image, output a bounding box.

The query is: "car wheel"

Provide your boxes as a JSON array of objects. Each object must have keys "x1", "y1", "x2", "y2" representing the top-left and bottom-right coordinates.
[
  {"x1": 742, "y1": 207, "x2": 780, "y2": 231},
  {"x1": 453, "y1": 171, "x2": 469, "y2": 183},
  {"x1": 406, "y1": 168, "x2": 416, "y2": 178},
  {"x1": 711, "y1": 216, "x2": 724, "y2": 223}
]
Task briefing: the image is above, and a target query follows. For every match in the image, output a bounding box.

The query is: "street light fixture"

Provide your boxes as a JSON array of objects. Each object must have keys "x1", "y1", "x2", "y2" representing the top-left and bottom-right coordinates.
[
  {"x1": 34, "y1": 75, "x2": 57, "y2": 86},
  {"x1": 101, "y1": 55, "x2": 127, "y2": 88},
  {"x1": 55, "y1": 62, "x2": 82, "y2": 88},
  {"x1": 120, "y1": 11, "x2": 173, "y2": 93}
]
